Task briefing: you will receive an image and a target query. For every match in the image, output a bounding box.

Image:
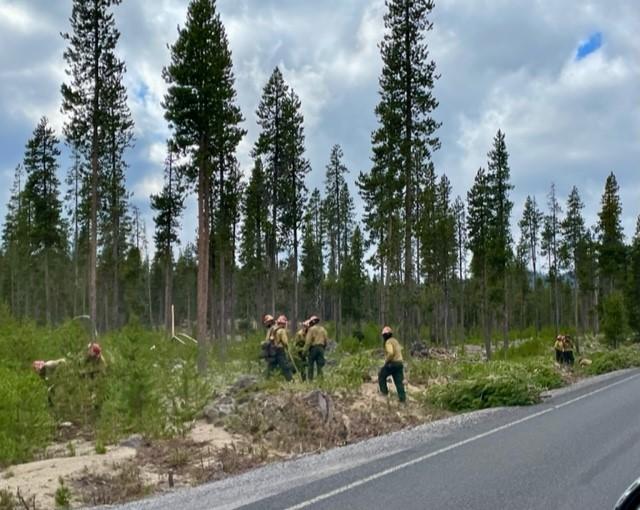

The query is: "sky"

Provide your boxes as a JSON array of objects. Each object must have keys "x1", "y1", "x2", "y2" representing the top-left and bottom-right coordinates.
[{"x1": 0, "y1": 0, "x2": 638, "y2": 262}]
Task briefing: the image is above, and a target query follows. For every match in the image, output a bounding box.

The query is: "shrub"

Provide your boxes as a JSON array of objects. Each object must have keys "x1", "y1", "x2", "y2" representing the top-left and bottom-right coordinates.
[
  {"x1": 0, "y1": 368, "x2": 53, "y2": 466},
  {"x1": 602, "y1": 291, "x2": 629, "y2": 348},
  {"x1": 55, "y1": 478, "x2": 72, "y2": 509},
  {"x1": 584, "y1": 347, "x2": 640, "y2": 375}
]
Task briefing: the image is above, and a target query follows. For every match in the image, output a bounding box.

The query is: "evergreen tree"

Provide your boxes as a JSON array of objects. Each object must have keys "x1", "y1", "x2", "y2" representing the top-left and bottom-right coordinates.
[
  {"x1": 518, "y1": 195, "x2": 543, "y2": 335},
  {"x1": 561, "y1": 186, "x2": 586, "y2": 335},
  {"x1": 22, "y1": 117, "x2": 65, "y2": 324},
  {"x1": 252, "y1": 67, "x2": 290, "y2": 315},
  {"x1": 163, "y1": 0, "x2": 245, "y2": 370},
  {"x1": 280, "y1": 88, "x2": 310, "y2": 330},
  {"x1": 239, "y1": 158, "x2": 269, "y2": 318},
  {"x1": 467, "y1": 168, "x2": 492, "y2": 359},
  {"x1": 486, "y1": 130, "x2": 513, "y2": 348},
  {"x1": 99, "y1": 47, "x2": 134, "y2": 329},
  {"x1": 151, "y1": 142, "x2": 185, "y2": 332},
  {"x1": 61, "y1": 0, "x2": 125, "y2": 331},
  {"x1": 372, "y1": 0, "x2": 441, "y2": 289},
  {"x1": 322, "y1": 144, "x2": 354, "y2": 337},
  {"x1": 341, "y1": 226, "x2": 366, "y2": 325},
  {"x1": 452, "y1": 196, "x2": 467, "y2": 338},
  {"x1": 626, "y1": 217, "x2": 640, "y2": 333},
  {"x1": 597, "y1": 172, "x2": 626, "y2": 294},
  {"x1": 541, "y1": 183, "x2": 562, "y2": 334},
  {"x1": 300, "y1": 209, "x2": 324, "y2": 317}
]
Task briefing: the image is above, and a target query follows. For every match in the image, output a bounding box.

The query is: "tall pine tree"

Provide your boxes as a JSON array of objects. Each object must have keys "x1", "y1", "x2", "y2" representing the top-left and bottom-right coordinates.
[
  {"x1": 518, "y1": 195, "x2": 543, "y2": 335},
  {"x1": 163, "y1": 0, "x2": 245, "y2": 370},
  {"x1": 597, "y1": 172, "x2": 626, "y2": 295}
]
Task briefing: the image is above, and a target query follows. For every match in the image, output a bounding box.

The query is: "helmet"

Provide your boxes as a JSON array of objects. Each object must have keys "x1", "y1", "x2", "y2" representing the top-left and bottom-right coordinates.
[
  {"x1": 88, "y1": 342, "x2": 102, "y2": 358},
  {"x1": 263, "y1": 314, "x2": 274, "y2": 326},
  {"x1": 556, "y1": 335, "x2": 564, "y2": 341},
  {"x1": 276, "y1": 315, "x2": 288, "y2": 326},
  {"x1": 309, "y1": 315, "x2": 319, "y2": 325},
  {"x1": 381, "y1": 326, "x2": 393, "y2": 336},
  {"x1": 32, "y1": 360, "x2": 45, "y2": 373},
  {"x1": 302, "y1": 320, "x2": 310, "y2": 328}
]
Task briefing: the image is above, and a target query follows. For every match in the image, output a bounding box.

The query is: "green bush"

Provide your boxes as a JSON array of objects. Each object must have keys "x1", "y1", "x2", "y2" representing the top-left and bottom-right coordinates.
[
  {"x1": 584, "y1": 347, "x2": 640, "y2": 375},
  {"x1": 0, "y1": 368, "x2": 53, "y2": 466},
  {"x1": 602, "y1": 291, "x2": 629, "y2": 348}
]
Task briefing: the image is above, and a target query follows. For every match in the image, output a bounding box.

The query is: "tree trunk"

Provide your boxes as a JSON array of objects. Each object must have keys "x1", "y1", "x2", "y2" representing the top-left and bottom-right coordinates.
[
  {"x1": 196, "y1": 151, "x2": 210, "y2": 373},
  {"x1": 483, "y1": 265, "x2": 492, "y2": 360},
  {"x1": 164, "y1": 252, "x2": 172, "y2": 334},
  {"x1": 220, "y1": 251, "x2": 226, "y2": 343},
  {"x1": 44, "y1": 250, "x2": 51, "y2": 326}
]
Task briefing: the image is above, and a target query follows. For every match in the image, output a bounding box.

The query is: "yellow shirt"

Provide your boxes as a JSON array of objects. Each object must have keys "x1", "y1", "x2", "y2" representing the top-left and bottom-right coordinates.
[
  {"x1": 554, "y1": 340, "x2": 564, "y2": 352},
  {"x1": 295, "y1": 328, "x2": 307, "y2": 347},
  {"x1": 273, "y1": 327, "x2": 289, "y2": 348},
  {"x1": 384, "y1": 337, "x2": 403, "y2": 362},
  {"x1": 305, "y1": 325, "x2": 328, "y2": 350},
  {"x1": 265, "y1": 325, "x2": 276, "y2": 343}
]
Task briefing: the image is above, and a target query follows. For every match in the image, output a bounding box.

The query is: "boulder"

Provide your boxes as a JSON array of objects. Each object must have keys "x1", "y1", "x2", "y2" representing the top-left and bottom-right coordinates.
[
  {"x1": 303, "y1": 390, "x2": 334, "y2": 423},
  {"x1": 202, "y1": 395, "x2": 236, "y2": 423},
  {"x1": 229, "y1": 375, "x2": 259, "y2": 395},
  {"x1": 120, "y1": 433, "x2": 145, "y2": 448}
]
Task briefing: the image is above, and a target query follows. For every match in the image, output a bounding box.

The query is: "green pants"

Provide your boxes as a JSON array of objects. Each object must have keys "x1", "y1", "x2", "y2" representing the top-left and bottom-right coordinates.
[
  {"x1": 378, "y1": 362, "x2": 406, "y2": 402},
  {"x1": 307, "y1": 345, "x2": 325, "y2": 380},
  {"x1": 268, "y1": 348, "x2": 292, "y2": 381}
]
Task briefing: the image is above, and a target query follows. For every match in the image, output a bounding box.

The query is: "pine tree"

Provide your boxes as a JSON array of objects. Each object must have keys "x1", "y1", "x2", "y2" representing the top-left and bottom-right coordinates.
[
  {"x1": 22, "y1": 117, "x2": 65, "y2": 324},
  {"x1": 151, "y1": 141, "x2": 185, "y2": 332},
  {"x1": 322, "y1": 144, "x2": 353, "y2": 338},
  {"x1": 373, "y1": 0, "x2": 441, "y2": 289},
  {"x1": 99, "y1": 47, "x2": 134, "y2": 329},
  {"x1": 541, "y1": 183, "x2": 562, "y2": 334},
  {"x1": 561, "y1": 186, "x2": 586, "y2": 336},
  {"x1": 452, "y1": 196, "x2": 467, "y2": 338},
  {"x1": 239, "y1": 158, "x2": 269, "y2": 318},
  {"x1": 486, "y1": 130, "x2": 513, "y2": 349},
  {"x1": 300, "y1": 207, "x2": 324, "y2": 318},
  {"x1": 597, "y1": 172, "x2": 626, "y2": 295},
  {"x1": 341, "y1": 226, "x2": 366, "y2": 325},
  {"x1": 467, "y1": 168, "x2": 492, "y2": 359},
  {"x1": 163, "y1": 0, "x2": 245, "y2": 370},
  {"x1": 253, "y1": 68, "x2": 289, "y2": 316},
  {"x1": 626, "y1": 217, "x2": 640, "y2": 333},
  {"x1": 518, "y1": 195, "x2": 543, "y2": 335},
  {"x1": 61, "y1": 0, "x2": 125, "y2": 332},
  {"x1": 280, "y1": 88, "x2": 310, "y2": 330}
]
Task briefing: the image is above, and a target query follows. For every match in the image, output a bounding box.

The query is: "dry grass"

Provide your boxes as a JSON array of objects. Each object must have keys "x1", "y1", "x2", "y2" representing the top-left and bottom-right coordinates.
[{"x1": 73, "y1": 462, "x2": 152, "y2": 506}]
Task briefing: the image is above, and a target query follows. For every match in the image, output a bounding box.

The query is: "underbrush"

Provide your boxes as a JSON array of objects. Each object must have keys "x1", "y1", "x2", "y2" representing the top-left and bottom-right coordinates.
[
  {"x1": 421, "y1": 358, "x2": 564, "y2": 412},
  {"x1": 583, "y1": 346, "x2": 640, "y2": 375}
]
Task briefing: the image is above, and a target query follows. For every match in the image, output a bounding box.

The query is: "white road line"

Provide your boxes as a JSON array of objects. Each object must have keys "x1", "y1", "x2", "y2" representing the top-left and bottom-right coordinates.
[{"x1": 284, "y1": 372, "x2": 640, "y2": 510}]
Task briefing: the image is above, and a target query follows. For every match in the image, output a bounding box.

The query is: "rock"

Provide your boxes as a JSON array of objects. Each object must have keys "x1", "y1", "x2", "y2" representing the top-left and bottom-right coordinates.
[
  {"x1": 579, "y1": 358, "x2": 592, "y2": 367},
  {"x1": 120, "y1": 433, "x2": 144, "y2": 448},
  {"x1": 229, "y1": 375, "x2": 259, "y2": 394},
  {"x1": 202, "y1": 395, "x2": 236, "y2": 423},
  {"x1": 303, "y1": 390, "x2": 334, "y2": 423}
]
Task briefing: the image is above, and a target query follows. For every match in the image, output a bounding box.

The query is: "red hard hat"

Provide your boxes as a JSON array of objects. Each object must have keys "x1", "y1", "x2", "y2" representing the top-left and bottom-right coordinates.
[
  {"x1": 381, "y1": 326, "x2": 393, "y2": 336},
  {"x1": 276, "y1": 315, "x2": 288, "y2": 326},
  {"x1": 32, "y1": 360, "x2": 45, "y2": 372},
  {"x1": 88, "y1": 342, "x2": 102, "y2": 358}
]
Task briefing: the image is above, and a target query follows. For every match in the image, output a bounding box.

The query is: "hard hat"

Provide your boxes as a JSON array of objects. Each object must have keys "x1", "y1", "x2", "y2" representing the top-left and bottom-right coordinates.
[
  {"x1": 276, "y1": 315, "x2": 288, "y2": 326},
  {"x1": 309, "y1": 315, "x2": 319, "y2": 325},
  {"x1": 88, "y1": 342, "x2": 102, "y2": 358},
  {"x1": 263, "y1": 314, "x2": 274, "y2": 325},
  {"x1": 302, "y1": 320, "x2": 310, "y2": 328},
  {"x1": 32, "y1": 360, "x2": 45, "y2": 372},
  {"x1": 381, "y1": 326, "x2": 393, "y2": 336}
]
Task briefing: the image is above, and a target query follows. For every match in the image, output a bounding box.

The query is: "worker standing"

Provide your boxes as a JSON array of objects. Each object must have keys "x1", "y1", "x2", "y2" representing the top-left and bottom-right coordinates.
[
  {"x1": 84, "y1": 342, "x2": 107, "y2": 378},
  {"x1": 261, "y1": 314, "x2": 277, "y2": 372},
  {"x1": 378, "y1": 326, "x2": 406, "y2": 403},
  {"x1": 304, "y1": 315, "x2": 328, "y2": 381},
  {"x1": 554, "y1": 335, "x2": 565, "y2": 364},
  {"x1": 563, "y1": 336, "x2": 575, "y2": 366},
  {"x1": 293, "y1": 320, "x2": 310, "y2": 381},
  {"x1": 271, "y1": 315, "x2": 293, "y2": 381}
]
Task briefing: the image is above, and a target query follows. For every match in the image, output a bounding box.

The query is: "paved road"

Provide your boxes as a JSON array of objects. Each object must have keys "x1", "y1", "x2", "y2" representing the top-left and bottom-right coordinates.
[{"x1": 112, "y1": 369, "x2": 640, "y2": 510}]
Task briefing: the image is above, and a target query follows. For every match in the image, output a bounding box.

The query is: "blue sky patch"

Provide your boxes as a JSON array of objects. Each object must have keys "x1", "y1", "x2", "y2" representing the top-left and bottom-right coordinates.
[{"x1": 576, "y1": 32, "x2": 603, "y2": 60}]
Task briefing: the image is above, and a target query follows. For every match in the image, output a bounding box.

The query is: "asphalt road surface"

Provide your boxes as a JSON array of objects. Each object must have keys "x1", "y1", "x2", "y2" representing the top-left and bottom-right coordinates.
[{"x1": 110, "y1": 369, "x2": 640, "y2": 510}]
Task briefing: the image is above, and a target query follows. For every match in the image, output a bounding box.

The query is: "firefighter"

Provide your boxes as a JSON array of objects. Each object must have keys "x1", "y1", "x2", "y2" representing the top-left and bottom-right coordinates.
[
  {"x1": 32, "y1": 358, "x2": 67, "y2": 405},
  {"x1": 270, "y1": 315, "x2": 293, "y2": 381},
  {"x1": 554, "y1": 335, "x2": 565, "y2": 364},
  {"x1": 293, "y1": 320, "x2": 310, "y2": 381},
  {"x1": 260, "y1": 314, "x2": 277, "y2": 371},
  {"x1": 84, "y1": 342, "x2": 107, "y2": 378},
  {"x1": 563, "y1": 336, "x2": 575, "y2": 366},
  {"x1": 378, "y1": 326, "x2": 406, "y2": 403},
  {"x1": 304, "y1": 315, "x2": 328, "y2": 380}
]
